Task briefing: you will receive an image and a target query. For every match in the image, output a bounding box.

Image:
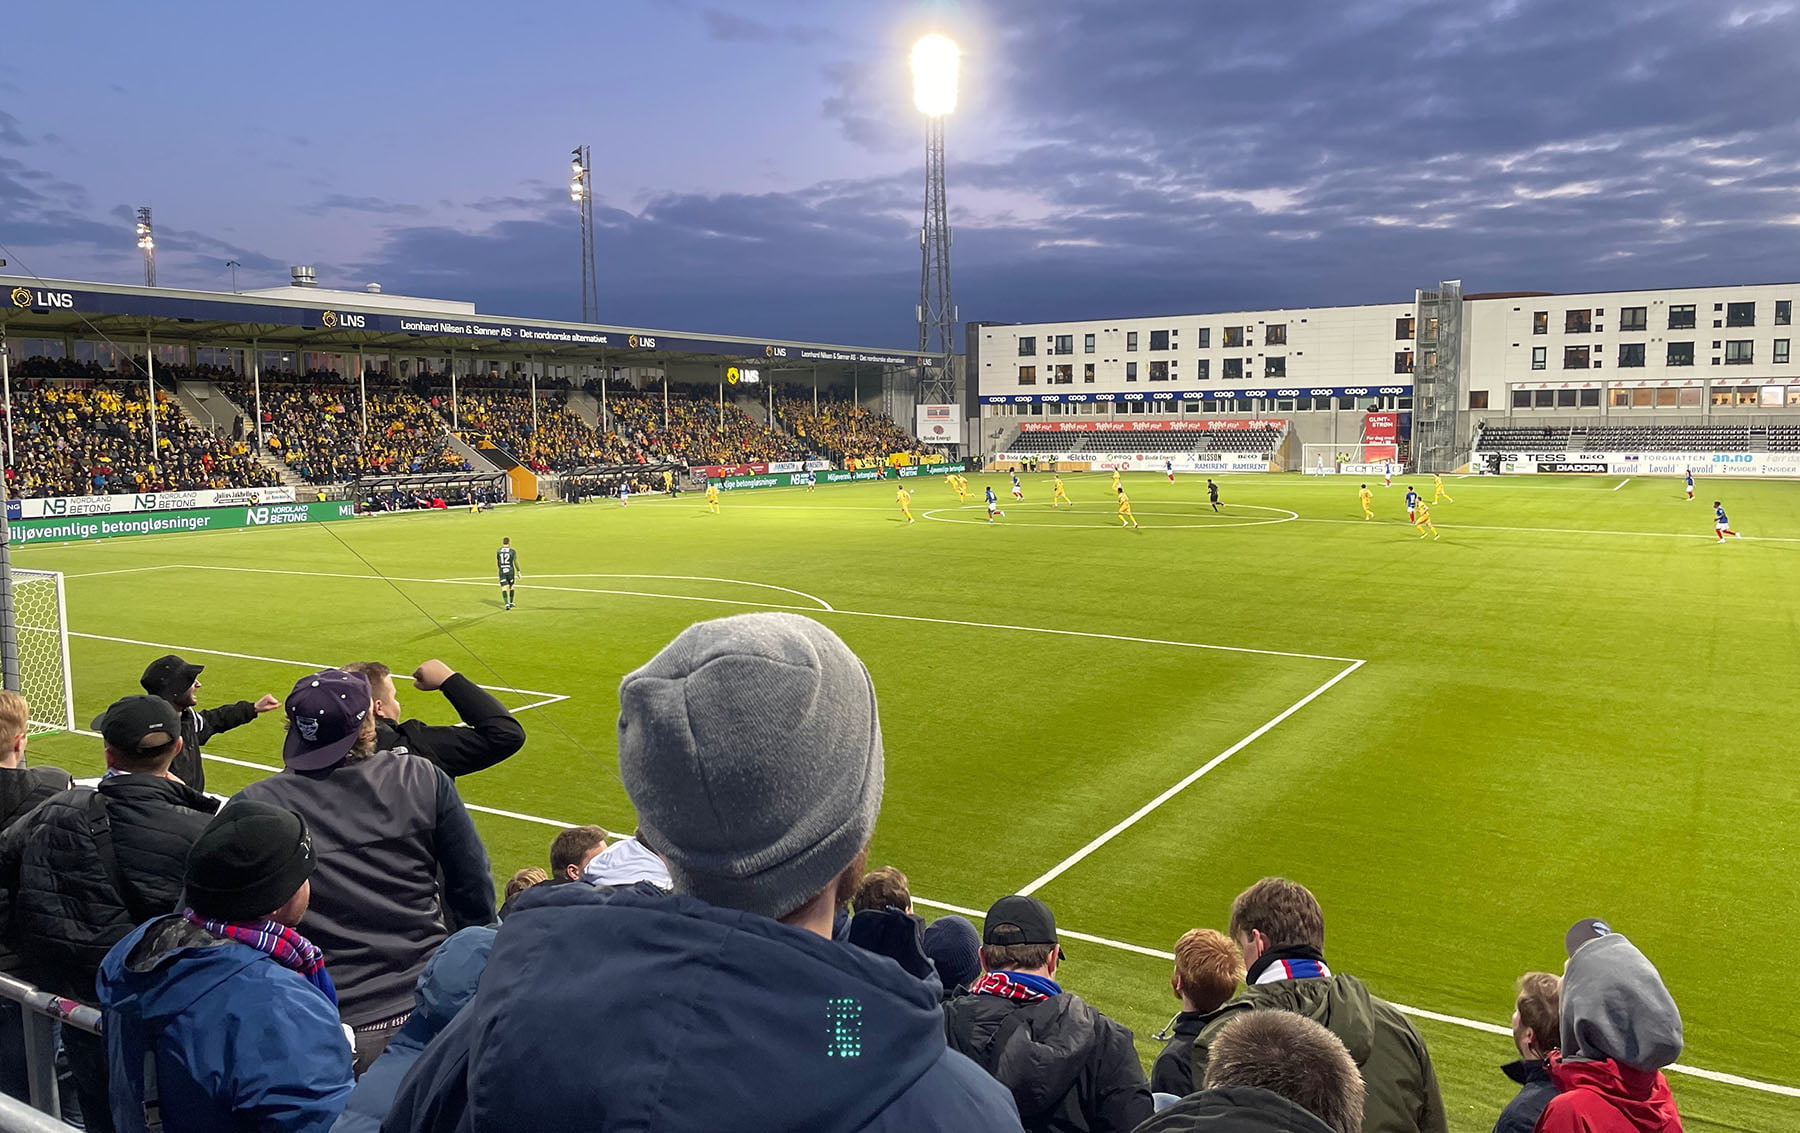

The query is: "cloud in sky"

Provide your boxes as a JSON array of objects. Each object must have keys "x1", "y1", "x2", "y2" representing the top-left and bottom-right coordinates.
[{"x1": 6, "y1": 0, "x2": 1800, "y2": 346}]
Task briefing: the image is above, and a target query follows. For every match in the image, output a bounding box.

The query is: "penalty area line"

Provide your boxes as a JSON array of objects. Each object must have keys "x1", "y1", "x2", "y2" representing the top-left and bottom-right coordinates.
[{"x1": 1016, "y1": 658, "x2": 1366, "y2": 897}]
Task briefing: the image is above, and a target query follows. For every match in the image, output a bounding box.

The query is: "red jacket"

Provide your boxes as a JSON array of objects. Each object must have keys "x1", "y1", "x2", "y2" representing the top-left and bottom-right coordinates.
[{"x1": 1536, "y1": 1054, "x2": 1682, "y2": 1133}]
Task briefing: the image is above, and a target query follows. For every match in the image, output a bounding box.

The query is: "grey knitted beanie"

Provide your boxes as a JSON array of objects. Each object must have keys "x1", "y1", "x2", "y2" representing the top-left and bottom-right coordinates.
[{"x1": 617, "y1": 612, "x2": 884, "y2": 920}]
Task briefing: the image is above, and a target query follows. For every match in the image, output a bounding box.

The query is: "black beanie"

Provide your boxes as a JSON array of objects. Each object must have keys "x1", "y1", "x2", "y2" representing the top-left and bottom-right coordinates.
[{"x1": 184, "y1": 801, "x2": 314, "y2": 922}]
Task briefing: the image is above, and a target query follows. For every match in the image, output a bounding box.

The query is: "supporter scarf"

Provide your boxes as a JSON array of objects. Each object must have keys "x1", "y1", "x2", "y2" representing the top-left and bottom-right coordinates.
[
  {"x1": 182, "y1": 908, "x2": 337, "y2": 1006},
  {"x1": 1246, "y1": 944, "x2": 1332, "y2": 986},
  {"x1": 970, "y1": 971, "x2": 1062, "y2": 1001}
]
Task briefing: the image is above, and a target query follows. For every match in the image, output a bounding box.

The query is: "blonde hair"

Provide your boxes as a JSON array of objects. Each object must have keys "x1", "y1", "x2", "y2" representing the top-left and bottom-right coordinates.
[
  {"x1": 0, "y1": 691, "x2": 27, "y2": 749},
  {"x1": 505, "y1": 867, "x2": 549, "y2": 902}
]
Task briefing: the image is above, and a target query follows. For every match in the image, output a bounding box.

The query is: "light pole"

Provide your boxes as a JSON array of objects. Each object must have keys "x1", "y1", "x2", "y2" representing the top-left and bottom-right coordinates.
[
  {"x1": 135, "y1": 207, "x2": 156, "y2": 287},
  {"x1": 912, "y1": 34, "x2": 959, "y2": 417},
  {"x1": 571, "y1": 146, "x2": 597, "y2": 323},
  {"x1": 226, "y1": 259, "x2": 240, "y2": 293}
]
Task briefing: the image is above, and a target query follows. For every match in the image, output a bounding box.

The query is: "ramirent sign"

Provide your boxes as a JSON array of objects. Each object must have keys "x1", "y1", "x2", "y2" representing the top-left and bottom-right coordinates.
[{"x1": 10, "y1": 501, "x2": 356, "y2": 545}]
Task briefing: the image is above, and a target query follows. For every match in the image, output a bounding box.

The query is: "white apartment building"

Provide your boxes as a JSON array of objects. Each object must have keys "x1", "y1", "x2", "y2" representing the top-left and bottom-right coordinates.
[{"x1": 972, "y1": 281, "x2": 1800, "y2": 454}]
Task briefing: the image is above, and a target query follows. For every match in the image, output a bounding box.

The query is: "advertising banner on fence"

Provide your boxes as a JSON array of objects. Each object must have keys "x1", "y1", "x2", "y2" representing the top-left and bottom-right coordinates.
[
  {"x1": 916, "y1": 404, "x2": 964, "y2": 445},
  {"x1": 1003, "y1": 454, "x2": 1271, "y2": 473},
  {"x1": 1474, "y1": 450, "x2": 1800, "y2": 476},
  {"x1": 11, "y1": 500, "x2": 357, "y2": 546},
  {"x1": 717, "y1": 462, "x2": 969, "y2": 491},
  {"x1": 1018, "y1": 419, "x2": 1286, "y2": 433},
  {"x1": 10, "y1": 485, "x2": 299, "y2": 521}
]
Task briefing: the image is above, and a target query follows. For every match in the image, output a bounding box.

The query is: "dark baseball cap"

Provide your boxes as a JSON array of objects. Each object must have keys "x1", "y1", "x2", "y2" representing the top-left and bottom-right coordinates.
[
  {"x1": 140, "y1": 655, "x2": 204, "y2": 699},
  {"x1": 283, "y1": 669, "x2": 372, "y2": 771},
  {"x1": 983, "y1": 895, "x2": 1061, "y2": 949},
  {"x1": 91, "y1": 695, "x2": 182, "y2": 756},
  {"x1": 1565, "y1": 917, "x2": 1614, "y2": 958}
]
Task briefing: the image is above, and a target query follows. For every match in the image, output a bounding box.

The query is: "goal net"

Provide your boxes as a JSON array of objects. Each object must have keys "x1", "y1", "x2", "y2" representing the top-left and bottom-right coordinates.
[
  {"x1": 7, "y1": 569, "x2": 74, "y2": 736},
  {"x1": 1301, "y1": 443, "x2": 1403, "y2": 476}
]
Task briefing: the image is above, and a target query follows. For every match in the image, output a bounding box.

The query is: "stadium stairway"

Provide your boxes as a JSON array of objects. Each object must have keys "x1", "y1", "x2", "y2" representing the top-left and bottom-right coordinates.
[
  {"x1": 567, "y1": 389, "x2": 601, "y2": 427},
  {"x1": 170, "y1": 383, "x2": 310, "y2": 490}
]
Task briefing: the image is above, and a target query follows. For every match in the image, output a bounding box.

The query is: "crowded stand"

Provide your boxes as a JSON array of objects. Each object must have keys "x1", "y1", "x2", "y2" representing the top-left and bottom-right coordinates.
[
  {"x1": 0, "y1": 614, "x2": 1692, "y2": 1132},
  {"x1": 215, "y1": 375, "x2": 470, "y2": 483},
  {"x1": 772, "y1": 388, "x2": 919, "y2": 465},
  {"x1": 445, "y1": 389, "x2": 629, "y2": 471},
  {"x1": 602, "y1": 387, "x2": 806, "y2": 465},
  {"x1": 2, "y1": 361, "x2": 281, "y2": 498}
]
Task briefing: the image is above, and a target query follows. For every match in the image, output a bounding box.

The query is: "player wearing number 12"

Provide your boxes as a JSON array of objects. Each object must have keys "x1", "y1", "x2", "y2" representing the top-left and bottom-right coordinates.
[{"x1": 496, "y1": 538, "x2": 519, "y2": 610}]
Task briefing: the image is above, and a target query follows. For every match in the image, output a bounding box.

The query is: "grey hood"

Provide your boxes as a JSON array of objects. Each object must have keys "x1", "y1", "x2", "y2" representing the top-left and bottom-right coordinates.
[{"x1": 1561, "y1": 933, "x2": 1683, "y2": 1071}]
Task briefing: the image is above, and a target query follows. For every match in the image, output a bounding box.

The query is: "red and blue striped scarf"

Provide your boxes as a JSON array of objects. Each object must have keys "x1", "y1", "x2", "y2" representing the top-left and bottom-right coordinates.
[
  {"x1": 182, "y1": 908, "x2": 337, "y2": 1006},
  {"x1": 970, "y1": 971, "x2": 1062, "y2": 1001}
]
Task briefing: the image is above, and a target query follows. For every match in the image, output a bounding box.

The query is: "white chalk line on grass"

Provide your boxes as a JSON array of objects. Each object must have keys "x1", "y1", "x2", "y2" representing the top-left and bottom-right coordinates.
[
  {"x1": 433, "y1": 573, "x2": 835, "y2": 612},
  {"x1": 1017, "y1": 659, "x2": 1367, "y2": 897},
  {"x1": 119, "y1": 564, "x2": 1361, "y2": 664},
  {"x1": 1296, "y1": 517, "x2": 1800, "y2": 544},
  {"x1": 1614, "y1": 478, "x2": 1632, "y2": 491},
  {"x1": 140, "y1": 739, "x2": 1800, "y2": 1100},
  {"x1": 67, "y1": 631, "x2": 570, "y2": 714}
]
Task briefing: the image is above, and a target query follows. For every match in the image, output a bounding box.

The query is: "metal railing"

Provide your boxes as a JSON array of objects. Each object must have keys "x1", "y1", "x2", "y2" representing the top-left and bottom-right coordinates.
[{"x1": 0, "y1": 971, "x2": 101, "y2": 1123}]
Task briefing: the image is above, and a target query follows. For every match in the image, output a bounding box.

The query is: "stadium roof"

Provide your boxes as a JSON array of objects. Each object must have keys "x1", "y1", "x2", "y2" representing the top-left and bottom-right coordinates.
[{"x1": 0, "y1": 275, "x2": 923, "y2": 370}]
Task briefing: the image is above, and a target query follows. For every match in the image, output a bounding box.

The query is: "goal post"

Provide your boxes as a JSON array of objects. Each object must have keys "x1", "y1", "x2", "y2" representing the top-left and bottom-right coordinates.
[
  {"x1": 1301, "y1": 443, "x2": 1403, "y2": 476},
  {"x1": 6, "y1": 569, "x2": 74, "y2": 736}
]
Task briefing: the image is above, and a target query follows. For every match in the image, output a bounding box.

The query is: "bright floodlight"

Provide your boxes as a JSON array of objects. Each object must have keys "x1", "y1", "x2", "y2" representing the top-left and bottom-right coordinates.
[{"x1": 911, "y1": 34, "x2": 959, "y2": 117}]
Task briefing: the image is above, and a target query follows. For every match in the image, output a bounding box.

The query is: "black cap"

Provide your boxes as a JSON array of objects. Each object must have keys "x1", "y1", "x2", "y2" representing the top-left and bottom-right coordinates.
[
  {"x1": 184, "y1": 801, "x2": 314, "y2": 922},
  {"x1": 983, "y1": 895, "x2": 1060, "y2": 949},
  {"x1": 90, "y1": 695, "x2": 182, "y2": 756},
  {"x1": 140, "y1": 655, "x2": 204, "y2": 700}
]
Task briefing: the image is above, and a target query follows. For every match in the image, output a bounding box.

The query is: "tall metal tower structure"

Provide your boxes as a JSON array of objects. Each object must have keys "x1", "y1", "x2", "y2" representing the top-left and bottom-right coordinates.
[
  {"x1": 135, "y1": 207, "x2": 156, "y2": 287},
  {"x1": 571, "y1": 146, "x2": 597, "y2": 323},
  {"x1": 1412, "y1": 280, "x2": 1465, "y2": 473},
  {"x1": 912, "y1": 35, "x2": 959, "y2": 409}
]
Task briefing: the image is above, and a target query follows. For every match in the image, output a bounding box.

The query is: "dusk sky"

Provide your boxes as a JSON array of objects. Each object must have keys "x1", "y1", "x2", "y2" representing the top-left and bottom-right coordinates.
[{"x1": 5, "y1": 0, "x2": 1800, "y2": 348}]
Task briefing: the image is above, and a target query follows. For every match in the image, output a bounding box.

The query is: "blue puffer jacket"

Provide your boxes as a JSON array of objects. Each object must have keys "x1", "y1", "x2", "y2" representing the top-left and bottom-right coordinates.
[
  {"x1": 97, "y1": 914, "x2": 354, "y2": 1133},
  {"x1": 382, "y1": 884, "x2": 1023, "y2": 1132}
]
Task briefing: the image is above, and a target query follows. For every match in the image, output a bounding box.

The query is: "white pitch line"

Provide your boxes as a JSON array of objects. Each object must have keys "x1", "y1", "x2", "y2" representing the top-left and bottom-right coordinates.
[
  {"x1": 67, "y1": 630, "x2": 568, "y2": 713},
  {"x1": 1613, "y1": 478, "x2": 1632, "y2": 491},
  {"x1": 131, "y1": 565, "x2": 1361, "y2": 664},
  {"x1": 1017, "y1": 659, "x2": 1367, "y2": 897},
  {"x1": 59, "y1": 565, "x2": 180, "y2": 580},
  {"x1": 1297, "y1": 517, "x2": 1800, "y2": 544},
  {"x1": 436, "y1": 573, "x2": 835, "y2": 612}
]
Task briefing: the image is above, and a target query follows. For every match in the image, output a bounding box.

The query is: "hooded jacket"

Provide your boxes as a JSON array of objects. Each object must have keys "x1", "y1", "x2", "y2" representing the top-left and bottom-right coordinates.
[
  {"x1": 1537, "y1": 934, "x2": 1684, "y2": 1133},
  {"x1": 1133, "y1": 1084, "x2": 1341, "y2": 1133},
  {"x1": 944, "y1": 980, "x2": 1152, "y2": 1132},
  {"x1": 1192, "y1": 973, "x2": 1446, "y2": 1133},
  {"x1": 1492, "y1": 1059, "x2": 1554, "y2": 1133},
  {"x1": 330, "y1": 925, "x2": 496, "y2": 1133},
  {"x1": 0, "y1": 775, "x2": 218, "y2": 1000},
  {"x1": 374, "y1": 673, "x2": 524, "y2": 779},
  {"x1": 96, "y1": 915, "x2": 354, "y2": 1133},
  {"x1": 380, "y1": 884, "x2": 1023, "y2": 1133}
]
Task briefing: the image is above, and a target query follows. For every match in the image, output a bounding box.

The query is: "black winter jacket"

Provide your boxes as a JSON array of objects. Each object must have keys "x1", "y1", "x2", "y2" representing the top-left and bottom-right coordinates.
[
  {"x1": 235, "y1": 747, "x2": 495, "y2": 1027},
  {"x1": 171, "y1": 700, "x2": 260, "y2": 792},
  {"x1": 944, "y1": 989, "x2": 1152, "y2": 1133},
  {"x1": 1133, "y1": 1085, "x2": 1340, "y2": 1133},
  {"x1": 0, "y1": 765, "x2": 74, "y2": 832},
  {"x1": 0, "y1": 774, "x2": 218, "y2": 1000},
  {"x1": 374, "y1": 673, "x2": 525, "y2": 778},
  {"x1": 1492, "y1": 1059, "x2": 1555, "y2": 1133}
]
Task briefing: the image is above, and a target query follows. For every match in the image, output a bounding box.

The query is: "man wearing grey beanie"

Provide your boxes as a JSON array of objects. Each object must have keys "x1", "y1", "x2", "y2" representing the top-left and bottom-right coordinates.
[{"x1": 384, "y1": 613, "x2": 1023, "y2": 1133}]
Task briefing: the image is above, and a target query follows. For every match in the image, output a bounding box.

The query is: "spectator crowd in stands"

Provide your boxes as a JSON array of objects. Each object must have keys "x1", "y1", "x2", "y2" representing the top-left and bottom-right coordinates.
[
  {"x1": 215, "y1": 373, "x2": 470, "y2": 483},
  {"x1": 2, "y1": 360, "x2": 281, "y2": 498},
  {"x1": 0, "y1": 613, "x2": 1692, "y2": 1132},
  {"x1": 774, "y1": 386, "x2": 921, "y2": 467}
]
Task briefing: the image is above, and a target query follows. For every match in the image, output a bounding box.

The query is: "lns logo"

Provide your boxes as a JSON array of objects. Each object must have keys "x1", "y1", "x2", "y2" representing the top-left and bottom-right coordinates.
[
  {"x1": 628, "y1": 334, "x2": 657, "y2": 349},
  {"x1": 10, "y1": 287, "x2": 73, "y2": 309},
  {"x1": 319, "y1": 310, "x2": 367, "y2": 330}
]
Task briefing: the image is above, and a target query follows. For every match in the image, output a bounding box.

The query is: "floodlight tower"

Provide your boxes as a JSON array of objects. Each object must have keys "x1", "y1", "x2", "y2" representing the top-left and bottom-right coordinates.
[
  {"x1": 571, "y1": 146, "x2": 597, "y2": 323},
  {"x1": 135, "y1": 207, "x2": 156, "y2": 287},
  {"x1": 912, "y1": 34, "x2": 958, "y2": 412}
]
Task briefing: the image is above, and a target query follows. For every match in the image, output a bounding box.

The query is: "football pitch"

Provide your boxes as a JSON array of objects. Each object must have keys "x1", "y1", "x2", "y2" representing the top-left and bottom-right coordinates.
[{"x1": 19, "y1": 470, "x2": 1800, "y2": 1131}]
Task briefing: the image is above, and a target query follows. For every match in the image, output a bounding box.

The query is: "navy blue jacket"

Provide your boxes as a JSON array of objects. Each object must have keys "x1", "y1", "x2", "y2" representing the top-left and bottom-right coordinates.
[
  {"x1": 1492, "y1": 1059, "x2": 1555, "y2": 1133},
  {"x1": 381, "y1": 885, "x2": 1023, "y2": 1132}
]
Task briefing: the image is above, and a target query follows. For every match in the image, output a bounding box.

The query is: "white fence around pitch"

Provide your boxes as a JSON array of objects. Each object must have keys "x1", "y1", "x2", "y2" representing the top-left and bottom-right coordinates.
[{"x1": 1473, "y1": 451, "x2": 1800, "y2": 476}]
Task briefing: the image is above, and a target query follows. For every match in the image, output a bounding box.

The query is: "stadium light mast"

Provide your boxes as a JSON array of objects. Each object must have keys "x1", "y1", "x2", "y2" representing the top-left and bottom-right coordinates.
[
  {"x1": 135, "y1": 207, "x2": 156, "y2": 287},
  {"x1": 571, "y1": 146, "x2": 597, "y2": 323},
  {"x1": 912, "y1": 35, "x2": 959, "y2": 421}
]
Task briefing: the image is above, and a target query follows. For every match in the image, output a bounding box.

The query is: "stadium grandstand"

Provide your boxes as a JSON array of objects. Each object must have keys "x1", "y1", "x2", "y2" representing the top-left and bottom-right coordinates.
[{"x1": 0, "y1": 273, "x2": 939, "y2": 503}]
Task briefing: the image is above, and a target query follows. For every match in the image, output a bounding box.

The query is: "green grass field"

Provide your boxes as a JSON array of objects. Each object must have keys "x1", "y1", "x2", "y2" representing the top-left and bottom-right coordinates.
[{"x1": 18, "y1": 470, "x2": 1800, "y2": 1131}]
